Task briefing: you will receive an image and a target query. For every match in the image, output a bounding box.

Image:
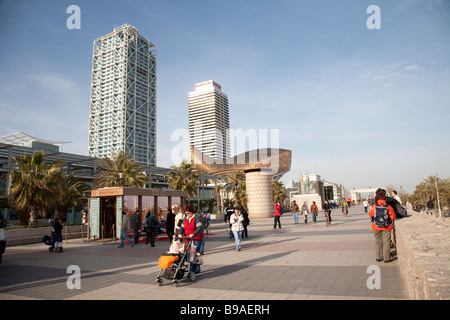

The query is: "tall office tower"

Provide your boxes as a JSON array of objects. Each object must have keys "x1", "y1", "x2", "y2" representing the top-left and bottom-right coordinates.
[
  {"x1": 188, "y1": 80, "x2": 230, "y2": 162},
  {"x1": 88, "y1": 24, "x2": 157, "y2": 165}
]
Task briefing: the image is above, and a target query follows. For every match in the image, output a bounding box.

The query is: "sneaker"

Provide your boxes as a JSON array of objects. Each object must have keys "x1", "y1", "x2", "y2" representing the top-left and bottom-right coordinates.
[{"x1": 118, "y1": 245, "x2": 124, "y2": 248}]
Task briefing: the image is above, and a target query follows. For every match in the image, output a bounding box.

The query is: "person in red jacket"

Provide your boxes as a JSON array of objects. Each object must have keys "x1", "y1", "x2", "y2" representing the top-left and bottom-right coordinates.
[
  {"x1": 273, "y1": 202, "x2": 282, "y2": 229},
  {"x1": 178, "y1": 204, "x2": 203, "y2": 277},
  {"x1": 369, "y1": 188, "x2": 396, "y2": 263}
]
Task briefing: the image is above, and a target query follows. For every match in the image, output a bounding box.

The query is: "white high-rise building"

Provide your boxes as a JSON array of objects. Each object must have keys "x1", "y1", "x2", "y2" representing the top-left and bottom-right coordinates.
[
  {"x1": 188, "y1": 80, "x2": 230, "y2": 162},
  {"x1": 88, "y1": 24, "x2": 157, "y2": 165}
]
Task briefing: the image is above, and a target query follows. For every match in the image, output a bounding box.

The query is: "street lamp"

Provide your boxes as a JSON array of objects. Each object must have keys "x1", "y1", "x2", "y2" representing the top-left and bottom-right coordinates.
[{"x1": 435, "y1": 172, "x2": 442, "y2": 218}]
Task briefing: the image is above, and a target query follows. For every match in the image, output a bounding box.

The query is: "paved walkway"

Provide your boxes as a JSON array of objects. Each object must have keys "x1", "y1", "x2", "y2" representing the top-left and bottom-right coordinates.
[{"x1": 0, "y1": 205, "x2": 406, "y2": 300}]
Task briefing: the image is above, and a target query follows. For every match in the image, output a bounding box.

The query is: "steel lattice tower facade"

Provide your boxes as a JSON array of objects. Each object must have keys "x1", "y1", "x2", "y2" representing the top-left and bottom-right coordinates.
[
  {"x1": 88, "y1": 24, "x2": 157, "y2": 165},
  {"x1": 188, "y1": 80, "x2": 230, "y2": 162}
]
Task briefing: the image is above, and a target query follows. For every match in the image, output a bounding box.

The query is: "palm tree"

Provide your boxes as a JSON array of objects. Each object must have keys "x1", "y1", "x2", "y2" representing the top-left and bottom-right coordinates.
[
  {"x1": 224, "y1": 170, "x2": 245, "y2": 194},
  {"x1": 223, "y1": 198, "x2": 235, "y2": 209},
  {"x1": 167, "y1": 160, "x2": 199, "y2": 198},
  {"x1": 234, "y1": 183, "x2": 247, "y2": 208},
  {"x1": 94, "y1": 151, "x2": 147, "y2": 188},
  {"x1": 54, "y1": 174, "x2": 91, "y2": 223},
  {"x1": 414, "y1": 182, "x2": 431, "y2": 206},
  {"x1": 223, "y1": 170, "x2": 247, "y2": 209},
  {"x1": 438, "y1": 178, "x2": 450, "y2": 210},
  {"x1": 272, "y1": 180, "x2": 286, "y2": 203},
  {"x1": 215, "y1": 183, "x2": 223, "y2": 213},
  {"x1": 201, "y1": 198, "x2": 217, "y2": 213},
  {"x1": 9, "y1": 151, "x2": 65, "y2": 226}
]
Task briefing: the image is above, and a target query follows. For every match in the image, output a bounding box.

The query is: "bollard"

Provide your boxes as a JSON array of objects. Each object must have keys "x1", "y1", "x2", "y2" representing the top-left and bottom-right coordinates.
[
  {"x1": 65, "y1": 226, "x2": 68, "y2": 244},
  {"x1": 101, "y1": 225, "x2": 104, "y2": 245}
]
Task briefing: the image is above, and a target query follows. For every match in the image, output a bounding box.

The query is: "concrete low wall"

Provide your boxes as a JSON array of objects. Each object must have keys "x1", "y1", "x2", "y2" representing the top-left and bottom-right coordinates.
[
  {"x1": 5, "y1": 225, "x2": 88, "y2": 246},
  {"x1": 395, "y1": 212, "x2": 449, "y2": 300}
]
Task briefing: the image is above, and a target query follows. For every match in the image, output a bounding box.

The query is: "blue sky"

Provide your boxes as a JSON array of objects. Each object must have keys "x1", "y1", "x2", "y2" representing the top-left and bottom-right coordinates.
[{"x1": 0, "y1": 0, "x2": 449, "y2": 194}]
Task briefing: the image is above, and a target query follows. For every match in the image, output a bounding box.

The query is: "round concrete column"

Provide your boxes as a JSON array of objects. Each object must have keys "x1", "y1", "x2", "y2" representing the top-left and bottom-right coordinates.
[{"x1": 245, "y1": 170, "x2": 273, "y2": 219}]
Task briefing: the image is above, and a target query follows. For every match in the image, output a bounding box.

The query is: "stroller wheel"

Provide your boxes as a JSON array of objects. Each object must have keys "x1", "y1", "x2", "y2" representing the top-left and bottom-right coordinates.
[
  {"x1": 49, "y1": 247, "x2": 53, "y2": 252},
  {"x1": 156, "y1": 279, "x2": 163, "y2": 286},
  {"x1": 173, "y1": 280, "x2": 179, "y2": 287}
]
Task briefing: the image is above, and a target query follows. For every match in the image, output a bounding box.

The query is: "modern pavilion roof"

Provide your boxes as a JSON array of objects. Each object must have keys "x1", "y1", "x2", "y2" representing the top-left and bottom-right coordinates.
[{"x1": 0, "y1": 132, "x2": 71, "y2": 146}]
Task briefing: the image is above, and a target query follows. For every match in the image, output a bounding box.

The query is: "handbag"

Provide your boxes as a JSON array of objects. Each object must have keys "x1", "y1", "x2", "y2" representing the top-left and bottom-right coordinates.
[{"x1": 194, "y1": 254, "x2": 204, "y2": 265}]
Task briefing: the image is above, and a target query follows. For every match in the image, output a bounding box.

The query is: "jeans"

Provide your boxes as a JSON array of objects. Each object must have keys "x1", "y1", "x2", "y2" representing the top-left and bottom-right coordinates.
[
  {"x1": 293, "y1": 211, "x2": 299, "y2": 224},
  {"x1": 312, "y1": 211, "x2": 317, "y2": 223},
  {"x1": 197, "y1": 232, "x2": 205, "y2": 254},
  {"x1": 120, "y1": 229, "x2": 133, "y2": 246},
  {"x1": 232, "y1": 231, "x2": 242, "y2": 250}
]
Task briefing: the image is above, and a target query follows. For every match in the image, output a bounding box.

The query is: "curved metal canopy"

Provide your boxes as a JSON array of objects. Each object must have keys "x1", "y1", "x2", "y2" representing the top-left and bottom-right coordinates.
[{"x1": 190, "y1": 146, "x2": 291, "y2": 179}]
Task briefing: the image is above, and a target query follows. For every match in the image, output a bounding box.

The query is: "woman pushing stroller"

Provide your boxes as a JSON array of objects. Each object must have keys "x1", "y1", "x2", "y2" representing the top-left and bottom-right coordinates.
[{"x1": 177, "y1": 204, "x2": 203, "y2": 278}]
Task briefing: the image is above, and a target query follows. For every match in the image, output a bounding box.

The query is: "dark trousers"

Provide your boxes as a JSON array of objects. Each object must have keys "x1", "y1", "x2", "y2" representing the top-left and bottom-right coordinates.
[
  {"x1": 133, "y1": 229, "x2": 140, "y2": 244},
  {"x1": 146, "y1": 228, "x2": 157, "y2": 246},
  {"x1": 273, "y1": 216, "x2": 281, "y2": 229},
  {"x1": 242, "y1": 225, "x2": 248, "y2": 238},
  {"x1": 166, "y1": 228, "x2": 174, "y2": 242}
]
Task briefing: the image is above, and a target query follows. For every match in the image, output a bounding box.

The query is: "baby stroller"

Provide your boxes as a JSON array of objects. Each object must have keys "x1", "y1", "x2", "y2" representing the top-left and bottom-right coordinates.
[
  {"x1": 42, "y1": 233, "x2": 55, "y2": 252},
  {"x1": 42, "y1": 226, "x2": 63, "y2": 253},
  {"x1": 156, "y1": 237, "x2": 198, "y2": 287}
]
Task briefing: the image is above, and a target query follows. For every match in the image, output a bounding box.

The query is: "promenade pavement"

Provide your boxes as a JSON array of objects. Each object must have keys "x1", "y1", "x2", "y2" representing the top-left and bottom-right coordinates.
[{"x1": 0, "y1": 204, "x2": 406, "y2": 301}]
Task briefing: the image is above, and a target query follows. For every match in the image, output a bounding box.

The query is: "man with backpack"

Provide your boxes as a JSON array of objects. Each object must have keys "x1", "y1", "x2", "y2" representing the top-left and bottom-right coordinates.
[
  {"x1": 145, "y1": 212, "x2": 159, "y2": 247},
  {"x1": 369, "y1": 188, "x2": 396, "y2": 263}
]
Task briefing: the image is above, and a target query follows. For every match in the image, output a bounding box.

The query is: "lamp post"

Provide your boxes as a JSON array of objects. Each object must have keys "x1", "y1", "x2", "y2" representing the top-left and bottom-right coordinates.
[{"x1": 435, "y1": 172, "x2": 442, "y2": 218}]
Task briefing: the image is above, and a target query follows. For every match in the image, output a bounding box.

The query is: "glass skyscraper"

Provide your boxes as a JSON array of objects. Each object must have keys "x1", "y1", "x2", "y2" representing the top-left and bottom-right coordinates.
[
  {"x1": 188, "y1": 80, "x2": 230, "y2": 162},
  {"x1": 88, "y1": 24, "x2": 157, "y2": 166}
]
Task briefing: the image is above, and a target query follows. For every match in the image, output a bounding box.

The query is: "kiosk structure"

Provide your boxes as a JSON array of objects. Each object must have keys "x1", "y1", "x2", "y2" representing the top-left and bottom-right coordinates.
[{"x1": 88, "y1": 187, "x2": 188, "y2": 240}]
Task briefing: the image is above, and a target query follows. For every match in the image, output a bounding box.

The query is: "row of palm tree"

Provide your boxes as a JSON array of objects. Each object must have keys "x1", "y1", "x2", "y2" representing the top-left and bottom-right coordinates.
[
  {"x1": 406, "y1": 175, "x2": 450, "y2": 212},
  {"x1": 4, "y1": 150, "x2": 148, "y2": 226},
  {"x1": 4, "y1": 150, "x2": 290, "y2": 225}
]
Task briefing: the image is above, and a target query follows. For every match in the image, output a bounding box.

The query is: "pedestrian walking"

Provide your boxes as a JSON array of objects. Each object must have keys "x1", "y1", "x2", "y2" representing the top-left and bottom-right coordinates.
[
  {"x1": 118, "y1": 211, "x2": 134, "y2": 248},
  {"x1": 166, "y1": 208, "x2": 175, "y2": 242},
  {"x1": 174, "y1": 207, "x2": 185, "y2": 237},
  {"x1": 363, "y1": 199, "x2": 369, "y2": 213},
  {"x1": 144, "y1": 212, "x2": 151, "y2": 243},
  {"x1": 53, "y1": 216, "x2": 63, "y2": 253},
  {"x1": 323, "y1": 200, "x2": 332, "y2": 224},
  {"x1": 310, "y1": 201, "x2": 318, "y2": 223},
  {"x1": 130, "y1": 209, "x2": 141, "y2": 245},
  {"x1": 273, "y1": 202, "x2": 282, "y2": 229},
  {"x1": 225, "y1": 206, "x2": 235, "y2": 239},
  {"x1": 341, "y1": 199, "x2": 348, "y2": 216},
  {"x1": 178, "y1": 204, "x2": 203, "y2": 277},
  {"x1": 369, "y1": 188, "x2": 396, "y2": 263},
  {"x1": 145, "y1": 212, "x2": 159, "y2": 247},
  {"x1": 290, "y1": 200, "x2": 299, "y2": 224},
  {"x1": 230, "y1": 206, "x2": 245, "y2": 251},
  {"x1": 241, "y1": 207, "x2": 250, "y2": 239},
  {"x1": 301, "y1": 202, "x2": 309, "y2": 224}
]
